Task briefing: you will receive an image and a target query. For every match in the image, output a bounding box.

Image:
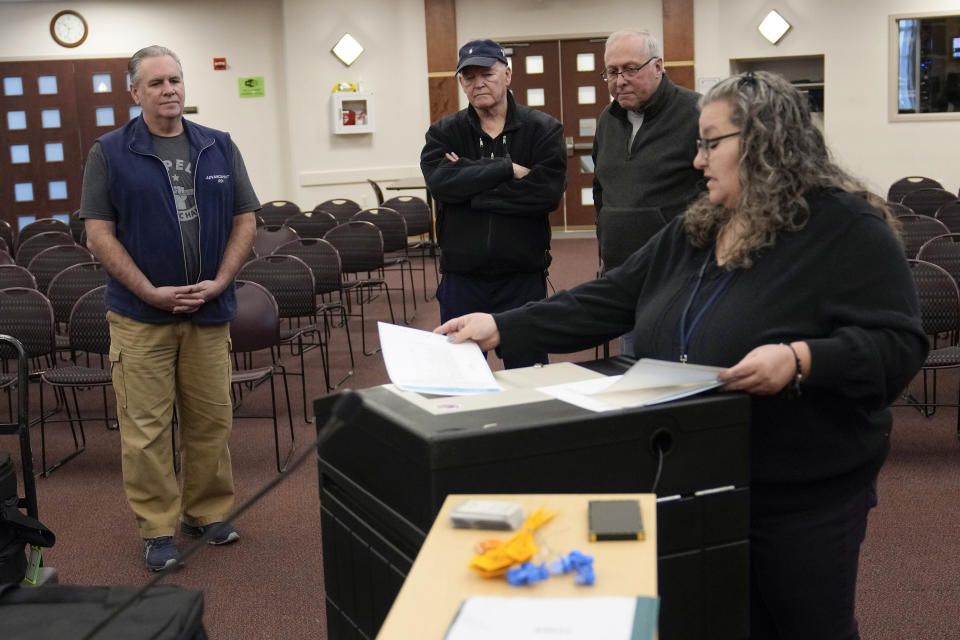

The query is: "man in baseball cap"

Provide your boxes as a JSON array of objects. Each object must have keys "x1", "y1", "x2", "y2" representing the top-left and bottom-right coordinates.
[{"x1": 420, "y1": 38, "x2": 566, "y2": 369}]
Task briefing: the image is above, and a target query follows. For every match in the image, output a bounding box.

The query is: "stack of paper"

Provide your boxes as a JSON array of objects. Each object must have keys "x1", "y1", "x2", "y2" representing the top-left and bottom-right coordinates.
[{"x1": 444, "y1": 596, "x2": 659, "y2": 640}]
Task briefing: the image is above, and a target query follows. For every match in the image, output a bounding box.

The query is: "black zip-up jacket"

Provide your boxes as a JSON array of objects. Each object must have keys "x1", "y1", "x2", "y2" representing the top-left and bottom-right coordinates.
[{"x1": 421, "y1": 92, "x2": 566, "y2": 276}]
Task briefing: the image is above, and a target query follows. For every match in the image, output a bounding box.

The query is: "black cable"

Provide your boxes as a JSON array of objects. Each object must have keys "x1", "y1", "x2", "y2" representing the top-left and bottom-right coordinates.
[
  {"x1": 80, "y1": 390, "x2": 362, "y2": 640},
  {"x1": 650, "y1": 443, "x2": 665, "y2": 494}
]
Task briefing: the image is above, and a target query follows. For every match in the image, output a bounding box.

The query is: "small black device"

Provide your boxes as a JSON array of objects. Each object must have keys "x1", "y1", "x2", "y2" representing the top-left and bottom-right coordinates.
[{"x1": 588, "y1": 499, "x2": 645, "y2": 541}]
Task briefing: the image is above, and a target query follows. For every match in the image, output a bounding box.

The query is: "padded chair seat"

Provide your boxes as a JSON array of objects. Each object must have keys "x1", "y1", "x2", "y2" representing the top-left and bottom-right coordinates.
[
  {"x1": 42, "y1": 365, "x2": 112, "y2": 386},
  {"x1": 924, "y1": 345, "x2": 960, "y2": 367}
]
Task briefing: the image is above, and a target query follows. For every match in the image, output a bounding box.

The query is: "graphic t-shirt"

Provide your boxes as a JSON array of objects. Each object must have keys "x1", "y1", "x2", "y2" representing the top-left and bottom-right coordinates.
[{"x1": 151, "y1": 133, "x2": 201, "y2": 282}]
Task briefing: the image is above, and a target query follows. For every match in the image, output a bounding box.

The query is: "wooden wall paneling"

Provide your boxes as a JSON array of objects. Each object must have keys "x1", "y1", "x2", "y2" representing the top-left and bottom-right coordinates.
[
  {"x1": 662, "y1": 0, "x2": 695, "y2": 90},
  {"x1": 423, "y1": 0, "x2": 459, "y2": 122}
]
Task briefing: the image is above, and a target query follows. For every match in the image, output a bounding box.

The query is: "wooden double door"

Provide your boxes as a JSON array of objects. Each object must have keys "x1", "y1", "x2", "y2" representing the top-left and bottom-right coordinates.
[
  {"x1": 1, "y1": 58, "x2": 134, "y2": 231},
  {"x1": 504, "y1": 37, "x2": 609, "y2": 231}
]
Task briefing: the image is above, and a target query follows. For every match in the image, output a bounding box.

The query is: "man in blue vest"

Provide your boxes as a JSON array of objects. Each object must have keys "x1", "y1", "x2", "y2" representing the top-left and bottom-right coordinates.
[{"x1": 81, "y1": 45, "x2": 259, "y2": 571}]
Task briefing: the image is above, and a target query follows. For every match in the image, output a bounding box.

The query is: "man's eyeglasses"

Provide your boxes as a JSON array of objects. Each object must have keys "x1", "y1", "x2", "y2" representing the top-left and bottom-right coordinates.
[
  {"x1": 601, "y1": 56, "x2": 659, "y2": 82},
  {"x1": 695, "y1": 131, "x2": 741, "y2": 160}
]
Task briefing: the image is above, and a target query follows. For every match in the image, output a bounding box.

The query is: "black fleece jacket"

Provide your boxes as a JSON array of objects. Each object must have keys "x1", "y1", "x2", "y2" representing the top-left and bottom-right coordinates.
[
  {"x1": 592, "y1": 73, "x2": 703, "y2": 270},
  {"x1": 421, "y1": 92, "x2": 566, "y2": 276},
  {"x1": 496, "y1": 189, "x2": 928, "y2": 509}
]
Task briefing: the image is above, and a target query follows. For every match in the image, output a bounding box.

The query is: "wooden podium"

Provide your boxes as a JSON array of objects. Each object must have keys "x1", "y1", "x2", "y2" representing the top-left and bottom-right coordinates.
[{"x1": 378, "y1": 493, "x2": 658, "y2": 639}]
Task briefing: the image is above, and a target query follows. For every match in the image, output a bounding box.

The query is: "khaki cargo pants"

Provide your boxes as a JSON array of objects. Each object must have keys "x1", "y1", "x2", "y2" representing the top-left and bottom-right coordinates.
[{"x1": 108, "y1": 312, "x2": 235, "y2": 539}]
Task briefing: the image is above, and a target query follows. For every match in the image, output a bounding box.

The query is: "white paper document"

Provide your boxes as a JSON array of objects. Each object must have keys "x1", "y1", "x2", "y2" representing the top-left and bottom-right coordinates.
[
  {"x1": 539, "y1": 358, "x2": 725, "y2": 412},
  {"x1": 377, "y1": 322, "x2": 501, "y2": 395},
  {"x1": 444, "y1": 596, "x2": 657, "y2": 640}
]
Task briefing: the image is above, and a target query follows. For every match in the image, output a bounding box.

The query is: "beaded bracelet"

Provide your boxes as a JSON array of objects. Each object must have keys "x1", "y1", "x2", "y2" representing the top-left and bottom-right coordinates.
[{"x1": 780, "y1": 342, "x2": 803, "y2": 398}]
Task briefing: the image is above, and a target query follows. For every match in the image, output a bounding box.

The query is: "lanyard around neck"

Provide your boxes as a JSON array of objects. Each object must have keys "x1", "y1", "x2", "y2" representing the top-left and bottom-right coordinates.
[{"x1": 677, "y1": 250, "x2": 736, "y2": 363}]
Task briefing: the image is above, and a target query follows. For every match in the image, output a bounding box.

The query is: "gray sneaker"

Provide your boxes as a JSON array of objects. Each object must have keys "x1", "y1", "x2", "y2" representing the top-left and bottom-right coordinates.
[
  {"x1": 144, "y1": 536, "x2": 179, "y2": 571},
  {"x1": 180, "y1": 521, "x2": 240, "y2": 545}
]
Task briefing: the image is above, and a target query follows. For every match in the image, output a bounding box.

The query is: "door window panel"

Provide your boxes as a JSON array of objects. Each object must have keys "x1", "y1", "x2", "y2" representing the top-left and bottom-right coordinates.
[
  {"x1": 576, "y1": 53, "x2": 595, "y2": 72},
  {"x1": 95, "y1": 107, "x2": 115, "y2": 127},
  {"x1": 10, "y1": 145, "x2": 30, "y2": 164},
  {"x1": 45, "y1": 143, "x2": 64, "y2": 162},
  {"x1": 3, "y1": 77, "x2": 23, "y2": 96},
  {"x1": 49, "y1": 181, "x2": 68, "y2": 200},
  {"x1": 578, "y1": 118, "x2": 596, "y2": 136},
  {"x1": 578, "y1": 86, "x2": 596, "y2": 104},
  {"x1": 14, "y1": 183, "x2": 34, "y2": 202},
  {"x1": 93, "y1": 74, "x2": 112, "y2": 93},
  {"x1": 525, "y1": 56, "x2": 544, "y2": 74},
  {"x1": 41, "y1": 109, "x2": 61, "y2": 128},
  {"x1": 38, "y1": 76, "x2": 58, "y2": 95},
  {"x1": 7, "y1": 111, "x2": 27, "y2": 130},
  {"x1": 527, "y1": 88, "x2": 545, "y2": 107}
]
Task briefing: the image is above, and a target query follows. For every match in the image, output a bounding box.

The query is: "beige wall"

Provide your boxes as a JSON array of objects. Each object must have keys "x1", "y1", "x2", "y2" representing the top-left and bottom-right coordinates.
[
  {"x1": 1, "y1": 0, "x2": 957, "y2": 210},
  {"x1": 695, "y1": 0, "x2": 960, "y2": 195},
  {"x1": 0, "y1": 0, "x2": 289, "y2": 205}
]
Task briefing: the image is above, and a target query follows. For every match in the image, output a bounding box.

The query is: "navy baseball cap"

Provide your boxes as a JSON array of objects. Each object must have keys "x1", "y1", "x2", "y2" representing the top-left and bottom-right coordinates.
[{"x1": 456, "y1": 39, "x2": 508, "y2": 74}]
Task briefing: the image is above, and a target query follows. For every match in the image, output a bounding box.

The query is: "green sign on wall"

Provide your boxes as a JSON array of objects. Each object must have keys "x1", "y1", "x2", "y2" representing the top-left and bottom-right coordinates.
[{"x1": 238, "y1": 76, "x2": 265, "y2": 98}]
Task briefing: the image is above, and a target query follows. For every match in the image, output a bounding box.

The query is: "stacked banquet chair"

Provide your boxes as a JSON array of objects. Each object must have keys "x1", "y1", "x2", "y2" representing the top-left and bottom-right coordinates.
[
  {"x1": 229, "y1": 280, "x2": 296, "y2": 472},
  {"x1": 901, "y1": 188, "x2": 958, "y2": 218},
  {"x1": 252, "y1": 224, "x2": 298, "y2": 258},
  {"x1": 46, "y1": 262, "x2": 107, "y2": 355},
  {"x1": 14, "y1": 231, "x2": 74, "y2": 268},
  {"x1": 40, "y1": 285, "x2": 115, "y2": 448},
  {"x1": 934, "y1": 200, "x2": 960, "y2": 233},
  {"x1": 0, "y1": 287, "x2": 82, "y2": 475},
  {"x1": 323, "y1": 221, "x2": 395, "y2": 355},
  {"x1": 258, "y1": 200, "x2": 302, "y2": 227},
  {"x1": 284, "y1": 211, "x2": 338, "y2": 240},
  {"x1": 274, "y1": 238, "x2": 354, "y2": 390},
  {"x1": 238, "y1": 255, "x2": 323, "y2": 423},
  {"x1": 888, "y1": 176, "x2": 945, "y2": 203},
  {"x1": 382, "y1": 195, "x2": 438, "y2": 301},
  {"x1": 351, "y1": 207, "x2": 417, "y2": 323},
  {"x1": 898, "y1": 260, "x2": 960, "y2": 443},
  {"x1": 27, "y1": 244, "x2": 93, "y2": 294},
  {"x1": 16, "y1": 218, "x2": 71, "y2": 248},
  {"x1": 896, "y1": 214, "x2": 950, "y2": 259},
  {"x1": 312, "y1": 199, "x2": 361, "y2": 226}
]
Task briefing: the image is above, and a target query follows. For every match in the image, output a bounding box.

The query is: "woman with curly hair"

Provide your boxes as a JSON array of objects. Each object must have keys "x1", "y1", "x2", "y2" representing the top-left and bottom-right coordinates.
[{"x1": 436, "y1": 71, "x2": 928, "y2": 639}]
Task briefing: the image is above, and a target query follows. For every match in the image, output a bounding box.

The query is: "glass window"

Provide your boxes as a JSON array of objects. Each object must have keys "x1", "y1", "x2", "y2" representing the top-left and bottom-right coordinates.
[
  {"x1": 44, "y1": 143, "x2": 64, "y2": 162},
  {"x1": 125, "y1": 73, "x2": 132, "y2": 91},
  {"x1": 14, "y1": 183, "x2": 34, "y2": 202},
  {"x1": 7, "y1": 111, "x2": 27, "y2": 130},
  {"x1": 3, "y1": 77, "x2": 23, "y2": 96},
  {"x1": 577, "y1": 53, "x2": 595, "y2": 72},
  {"x1": 18, "y1": 216, "x2": 37, "y2": 231},
  {"x1": 578, "y1": 118, "x2": 597, "y2": 136},
  {"x1": 41, "y1": 109, "x2": 61, "y2": 128},
  {"x1": 93, "y1": 74, "x2": 112, "y2": 93},
  {"x1": 96, "y1": 107, "x2": 115, "y2": 127},
  {"x1": 48, "y1": 181, "x2": 68, "y2": 200},
  {"x1": 129, "y1": 105, "x2": 142, "y2": 120},
  {"x1": 37, "y1": 76, "x2": 58, "y2": 95},
  {"x1": 525, "y1": 56, "x2": 544, "y2": 75},
  {"x1": 890, "y1": 12, "x2": 960, "y2": 120},
  {"x1": 580, "y1": 187, "x2": 594, "y2": 206},
  {"x1": 52, "y1": 214, "x2": 70, "y2": 225},
  {"x1": 578, "y1": 86, "x2": 596, "y2": 105},
  {"x1": 527, "y1": 88, "x2": 545, "y2": 107},
  {"x1": 10, "y1": 144, "x2": 29, "y2": 164},
  {"x1": 506, "y1": 56, "x2": 513, "y2": 70},
  {"x1": 579, "y1": 156, "x2": 595, "y2": 174}
]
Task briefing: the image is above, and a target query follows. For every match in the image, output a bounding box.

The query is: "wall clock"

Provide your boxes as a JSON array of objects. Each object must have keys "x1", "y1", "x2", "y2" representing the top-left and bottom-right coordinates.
[{"x1": 50, "y1": 10, "x2": 88, "y2": 48}]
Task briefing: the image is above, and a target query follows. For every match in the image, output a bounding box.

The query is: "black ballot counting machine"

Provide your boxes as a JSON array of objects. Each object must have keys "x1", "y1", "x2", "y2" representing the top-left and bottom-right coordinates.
[{"x1": 314, "y1": 357, "x2": 751, "y2": 639}]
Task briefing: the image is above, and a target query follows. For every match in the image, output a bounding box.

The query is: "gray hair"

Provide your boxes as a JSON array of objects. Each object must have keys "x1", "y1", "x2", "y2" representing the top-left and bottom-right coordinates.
[
  {"x1": 128, "y1": 45, "x2": 182, "y2": 88},
  {"x1": 683, "y1": 70, "x2": 895, "y2": 268},
  {"x1": 604, "y1": 29, "x2": 661, "y2": 59}
]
